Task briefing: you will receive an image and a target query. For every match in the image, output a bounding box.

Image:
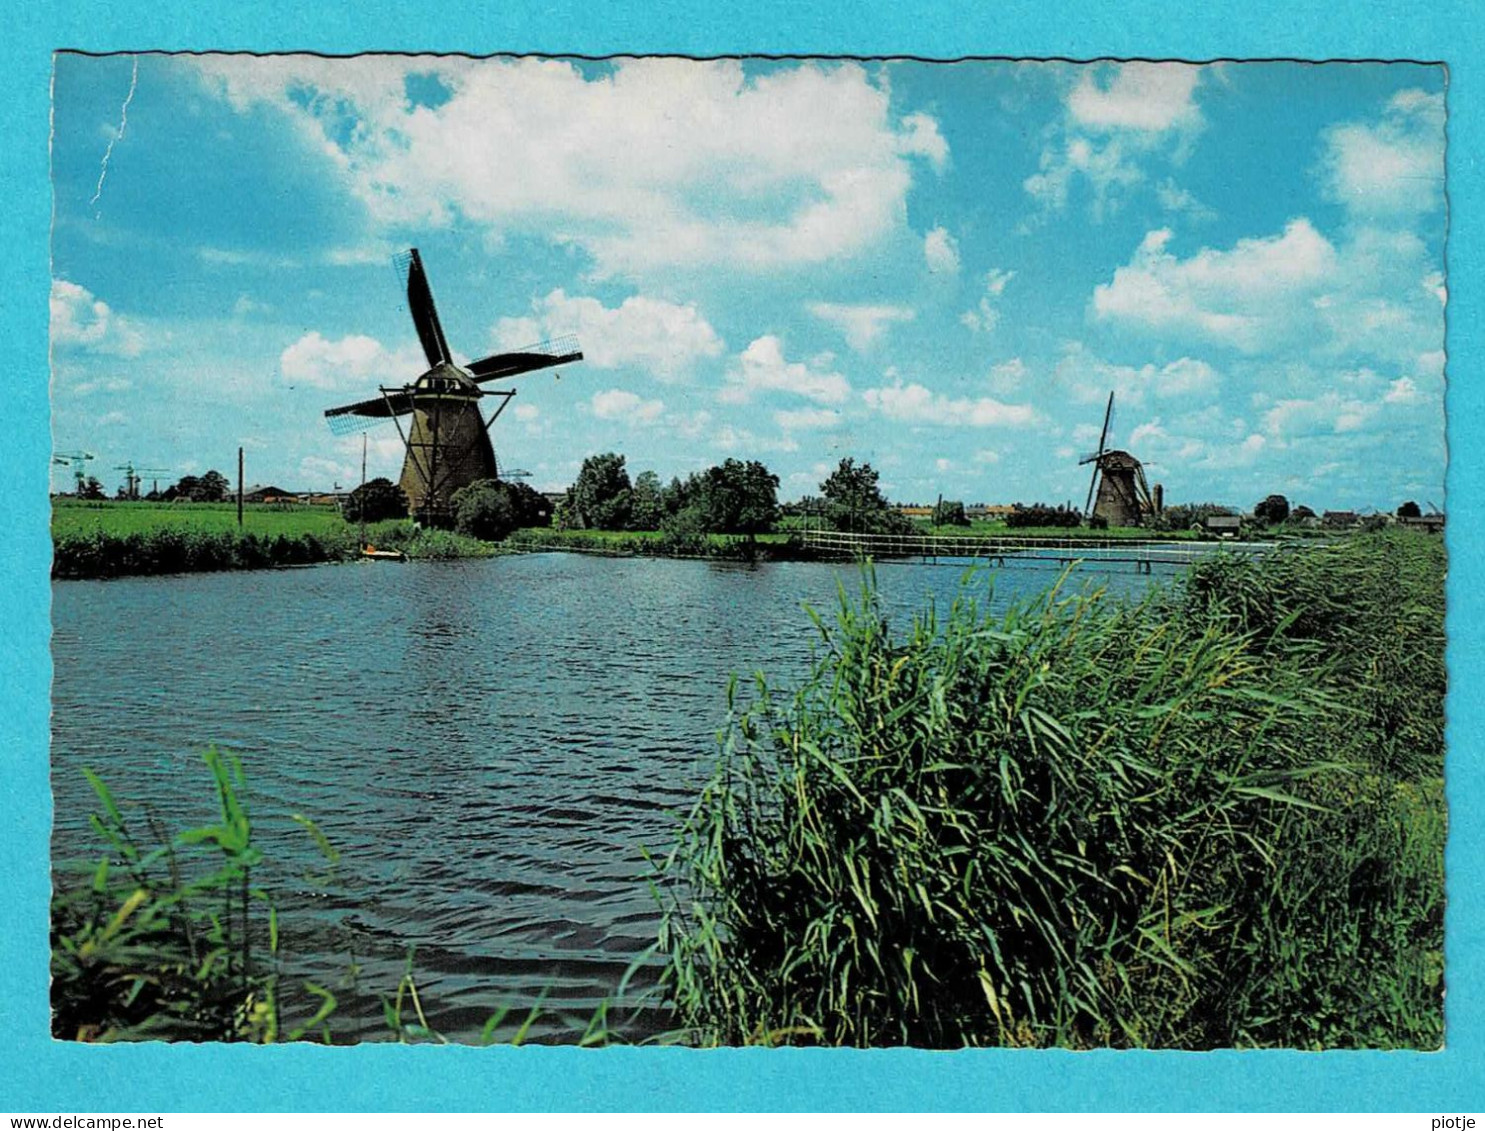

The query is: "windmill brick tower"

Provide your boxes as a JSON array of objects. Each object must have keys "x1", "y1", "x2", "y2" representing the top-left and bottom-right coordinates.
[{"x1": 324, "y1": 249, "x2": 582, "y2": 526}]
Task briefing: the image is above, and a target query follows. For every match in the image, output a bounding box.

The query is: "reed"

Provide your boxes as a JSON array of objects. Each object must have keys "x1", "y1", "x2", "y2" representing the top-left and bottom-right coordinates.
[
  {"x1": 51, "y1": 748, "x2": 340, "y2": 1042},
  {"x1": 657, "y1": 532, "x2": 1445, "y2": 1048}
]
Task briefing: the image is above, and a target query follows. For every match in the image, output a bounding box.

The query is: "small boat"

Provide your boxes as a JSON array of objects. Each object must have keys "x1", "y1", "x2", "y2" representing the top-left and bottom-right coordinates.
[{"x1": 360, "y1": 545, "x2": 407, "y2": 562}]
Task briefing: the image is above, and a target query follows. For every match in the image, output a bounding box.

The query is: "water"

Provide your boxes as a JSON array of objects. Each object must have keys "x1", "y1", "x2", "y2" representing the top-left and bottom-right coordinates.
[{"x1": 50, "y1": 552, "x2": 1178, "y2": 1042}]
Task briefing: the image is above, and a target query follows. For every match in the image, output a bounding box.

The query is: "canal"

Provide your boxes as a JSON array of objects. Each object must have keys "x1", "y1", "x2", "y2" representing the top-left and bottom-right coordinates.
[{"x1": 51, "y1": 552, "x2": 1179, "y2": 1042}]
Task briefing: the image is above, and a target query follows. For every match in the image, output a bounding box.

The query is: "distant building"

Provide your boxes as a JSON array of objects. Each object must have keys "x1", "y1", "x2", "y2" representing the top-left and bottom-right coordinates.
[
  {"x1": 1323, "y1": 510, "x2": 1360, "y2": 528},
  {"x1": 966, "y1": 504, "x2": 1016, "y2": 520},
  {"x1": 1204, "y1": 514, "x2": 1243, "y2": 537},
  {"x1": 1399, "y1": 513, "x2": 1445, "y2": 534},
  {"x1": 895, "y1": 505, "x2": 934, "y2": 517}
]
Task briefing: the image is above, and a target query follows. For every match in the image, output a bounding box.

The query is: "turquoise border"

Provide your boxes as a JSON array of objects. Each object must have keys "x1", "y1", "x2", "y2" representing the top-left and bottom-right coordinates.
[{"x1": 3, "y1": 0, "x2": 1481, "y2": 1112}]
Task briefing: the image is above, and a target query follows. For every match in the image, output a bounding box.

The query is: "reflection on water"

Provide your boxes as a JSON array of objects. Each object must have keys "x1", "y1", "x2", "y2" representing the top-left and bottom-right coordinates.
[{"x1": 51, "y1": 552, "x2": 1174, "y2": 1041}]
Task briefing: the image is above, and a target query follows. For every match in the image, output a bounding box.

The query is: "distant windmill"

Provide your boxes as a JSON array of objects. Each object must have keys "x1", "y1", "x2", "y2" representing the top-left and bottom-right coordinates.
[
  {"x1": 323, "y1": 249, "x2": 583, "y2": 526},
  {"x1": 51, "y1": 451, "x2": 94, "y2": 494},
  {"x1": 1079, "y1": 391, "x2": 1160, "y2": 526}
]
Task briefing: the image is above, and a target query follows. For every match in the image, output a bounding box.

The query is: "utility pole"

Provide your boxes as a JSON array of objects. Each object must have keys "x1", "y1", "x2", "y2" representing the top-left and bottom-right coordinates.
[
  {"x1": 360, "y1": 432, "x2": 368, "y2": 550},
  {"x1": 237, "y1": 447, "x2": 244, "y2": 527}
]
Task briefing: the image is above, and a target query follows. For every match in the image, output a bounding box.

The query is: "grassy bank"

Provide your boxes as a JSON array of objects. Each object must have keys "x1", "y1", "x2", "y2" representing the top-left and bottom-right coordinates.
[
  {"x1": 51, "y1": 500, "x2": 502, "y2": 578},
  {"x1": 507, "y1": 526, "x2": 798, "y2": 561},
  {"x1": 658, "y1": 530, "x2": 1445, "y2": 1048}
]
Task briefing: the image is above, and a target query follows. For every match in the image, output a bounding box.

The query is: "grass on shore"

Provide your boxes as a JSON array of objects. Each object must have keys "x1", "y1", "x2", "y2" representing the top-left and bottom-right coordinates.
[{"x1": 657, "y1": 530, "x2": 1445, "y2": 1049}]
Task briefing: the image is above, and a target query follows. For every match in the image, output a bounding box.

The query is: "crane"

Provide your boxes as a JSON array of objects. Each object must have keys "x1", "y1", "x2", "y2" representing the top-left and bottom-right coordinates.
[
  {"x1": 51, "y1": 451, "x2": 95, "y2": 495},
  {"x1": 115, "y1": 462, "x2": 172, "y2": 501}
]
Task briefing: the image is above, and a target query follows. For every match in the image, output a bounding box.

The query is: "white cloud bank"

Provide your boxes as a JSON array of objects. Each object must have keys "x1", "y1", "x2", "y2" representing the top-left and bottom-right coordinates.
[{"x1": 191, "y1": 56, "x2": 949, "y2": 278}]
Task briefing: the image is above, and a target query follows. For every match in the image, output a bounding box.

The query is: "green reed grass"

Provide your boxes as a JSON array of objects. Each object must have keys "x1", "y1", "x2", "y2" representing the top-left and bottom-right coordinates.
[
  {"x1": 657, "y1": 531, "x2": 1445, "y2": 1048},
  {"x1": 51, "y1": 747, "x2": 341, "y2": 1041}
]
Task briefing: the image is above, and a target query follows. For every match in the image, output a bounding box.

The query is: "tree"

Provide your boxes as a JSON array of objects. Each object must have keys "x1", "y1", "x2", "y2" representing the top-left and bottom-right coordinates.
[
  {"x1": 630, "y1": 470, "x2": 666, "y2": 531},
  {"x1": 932, "y1": 499, "x2": 969, "y2": 527},
  {"x1": 569, "y1": 453, "x2": 633, "y2": 531},
  {"x1": 696, "y1": 459, "x2": 780, "y2": 538},
  {"x1": 1253, "y1": 494, "x2": 1290, "y2": 526},
  {"x1": 819, "y1": 457, "x2": 891, "y2": 532},
  {"x1": 451, "y1": 479, "x2": 518, "y2": 542},
  {"x1": 343, "y1": 477, "x2": 408, "y2": 524},
  {"x1": 197, "y1": 470, "x2": 231, "y2": 503},
  {"x1": 1398, "y1": 500, "x2": 1422, "y2": 519},
  {"x1": 79, "y1": 476, "x2": 105, "y2": 501}
]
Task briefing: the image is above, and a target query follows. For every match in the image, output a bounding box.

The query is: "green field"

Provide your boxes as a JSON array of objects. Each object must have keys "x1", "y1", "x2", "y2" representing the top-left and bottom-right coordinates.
[{"x1": 52, "y1": 498, "x2": 354, "y2": 539}]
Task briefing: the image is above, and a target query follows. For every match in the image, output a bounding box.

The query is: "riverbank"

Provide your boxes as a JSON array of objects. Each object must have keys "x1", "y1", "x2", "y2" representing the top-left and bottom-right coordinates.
[
  {"x1": 50, "y1": 500, "x2": 500, "y2": 578},
  {"x1": 49, "y1": 497, "x2": 1353, "y2": 579}
]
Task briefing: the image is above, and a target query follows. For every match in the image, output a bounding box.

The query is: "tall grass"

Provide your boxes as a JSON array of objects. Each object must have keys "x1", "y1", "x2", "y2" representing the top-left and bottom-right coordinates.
[
  {"x1": 51, "y1": 748, "x2": 340, "y2": 1041},
  {"x1": 657, "y1": 531, "x2": 1445, "y2": 1048}
]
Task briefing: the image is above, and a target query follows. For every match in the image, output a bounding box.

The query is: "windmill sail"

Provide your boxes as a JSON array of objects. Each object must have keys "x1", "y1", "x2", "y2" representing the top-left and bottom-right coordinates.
[
  {"x1": 468, "y1": 335, "x2": 583, "y2": 382},
  {"x1": 394, "y1": 248, "x2": 451, "y2": 368},
  {"x1": 324, "y1": 388, "x2": 418, "y2": 435}
]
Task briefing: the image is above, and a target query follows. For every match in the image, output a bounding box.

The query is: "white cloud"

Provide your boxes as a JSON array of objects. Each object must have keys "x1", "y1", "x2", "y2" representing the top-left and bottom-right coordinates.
[
  {"x1": 1025, "y1": 63, "x2": 1207, "y2": 221},
  {"x1": 961, "y1": 268, "x2": 1015, "y2": 333},
  {"x1": 774, "y1": 407, "x2": 842, "y2": 431},
  {"x1": 1155, "y1": 178, "x2": 1216, "y2": 221},
  {"x1": 724, "y1": 336, "x2": 851, "y2": 405},
  {"x1": 279, "y1": 331, "x2": 423, "y2": 391},
  {"x1": 491, "y1": 289, "x2": 723, "y2": 381},
  {"x1": 514, "y1": 403, "x2": 540, "y2": 421},
  {"x1": 988, "y1": 357, "x2": 1028, "y2": 394},
  {"x1": 192, "y1": 56, "x2": 949, "y2": 277},
  {"x1": 712, "y1": 424, "x2": 798, "y2": 453},
  {"x1": 923, "y1": 226, "x2": 961, "y2": 274},
  {"x1": 1092, "y1": 221, "x2": 1338, "y2": 352},
  {"x1": 1053, "y1": 342, "x2": 1222, "y2": 405},
  {"x1": 1066, "y1": 62, "x2": 1204, "y2": 134},
  {"x1": 862, "y1": 381, "x2": 1037, "y2": 427},
  {"x1": 50, "y1": 280, "x2": 144, "y2": 357},
  {"x1": 808, "y1": 302, "x2": 915, "y2": 352},
  {"x1": 590, "y1": 388, "x2": 664, "y2": 423},
  {"x1": 1320, "y1": 89, "x2": 1445, "y2": 220}
]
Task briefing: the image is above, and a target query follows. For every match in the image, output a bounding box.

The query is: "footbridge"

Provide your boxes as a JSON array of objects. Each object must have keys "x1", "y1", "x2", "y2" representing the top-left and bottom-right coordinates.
[{"x1": 800, "y1": 529, "x2": 1280, "y2": 573}]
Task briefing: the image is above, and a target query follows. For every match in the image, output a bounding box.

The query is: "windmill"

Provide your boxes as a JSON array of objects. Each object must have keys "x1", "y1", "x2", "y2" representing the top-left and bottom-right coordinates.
[
  {"x1": 51, "y1": 451, "x2": 94, "y2": 494},
  {"x1": 115, "y1": 462, "x2": 171, "y2": 500},
  {"x1": 323, "y1": 249, "x2": 583, "y2": 526},
  {"x1": 1079, "y1": 391, "x2": 1159, "y2": 527}
]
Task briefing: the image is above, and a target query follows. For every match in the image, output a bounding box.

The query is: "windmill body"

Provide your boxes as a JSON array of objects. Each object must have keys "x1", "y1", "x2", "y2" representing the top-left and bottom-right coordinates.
[
  {"x1": 324, "y1": 249, "x2": 583, "y2": 527},
  {"x1": 398, "y1": 362, "x2": 499, "y2": 521},
  {"x1": 1079, "y1": 392, "x2": 1160, "y2": 527},
  {"x1": 1088, "y1": 449, "x2": 1154, "y2": 526}
]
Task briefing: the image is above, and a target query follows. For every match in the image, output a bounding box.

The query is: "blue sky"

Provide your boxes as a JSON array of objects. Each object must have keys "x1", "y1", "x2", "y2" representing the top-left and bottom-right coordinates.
[{"x1": 50, "y1": 54, "x2": 1446, "y2": 509}]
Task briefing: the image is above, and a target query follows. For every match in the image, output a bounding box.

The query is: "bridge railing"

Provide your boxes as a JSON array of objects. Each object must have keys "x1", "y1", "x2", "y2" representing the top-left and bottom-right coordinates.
[{"x1": 799, "y1": 527, "x2": 1272, "y2": 565}]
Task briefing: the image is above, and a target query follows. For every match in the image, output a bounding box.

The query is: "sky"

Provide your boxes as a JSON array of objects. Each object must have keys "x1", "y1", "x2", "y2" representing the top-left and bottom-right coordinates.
[{"x1": 49, "y1": 54, "x2": 1447, "y2": 510}]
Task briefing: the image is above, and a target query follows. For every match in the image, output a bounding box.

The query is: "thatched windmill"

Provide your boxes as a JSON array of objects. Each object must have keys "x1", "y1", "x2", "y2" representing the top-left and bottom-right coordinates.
[
  {"x1": 1080, "y1": 391, "x2": 1160, "y2": 527},
  {"x1": 324, "y1": 249, "x2": 583, "y2": 526}
]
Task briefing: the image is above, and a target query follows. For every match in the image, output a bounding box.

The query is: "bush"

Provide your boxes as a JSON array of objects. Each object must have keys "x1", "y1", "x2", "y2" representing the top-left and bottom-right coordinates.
[
  {"x1": 1005, "y1": 503, "x2": 1081, "y2": 529},
  {"x1": 451, "y1": 479, "x2": 518, "y2": 542},
  {"x1": 342, "y1": 478, "x2": 408, "y2": 525}
]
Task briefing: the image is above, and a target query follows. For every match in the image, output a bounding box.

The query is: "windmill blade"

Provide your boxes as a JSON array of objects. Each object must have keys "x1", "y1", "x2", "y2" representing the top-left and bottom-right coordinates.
[
  {"x1": 394, "y1": 249, "x2": 451, "y2": 369},
  {"x1": 468, "y1": 334, "x2": 583, "y2": 383},
  {"x1": 1084, "y1": 391, "x2": 1115, "y2": 516},
  {"x1": 324, "y1": 388, "x2": 416, "y2": 435}
]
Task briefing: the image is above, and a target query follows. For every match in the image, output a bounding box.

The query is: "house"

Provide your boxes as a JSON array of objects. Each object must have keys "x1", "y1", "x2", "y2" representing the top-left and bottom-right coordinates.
[
  {"x1": 1399, "y1": 513, "x2": 1445, "y2": 534},
  {"x1": 1323, "y1": 510, "x2": 1360, "y2": 528},
  {"x1": 1204, "y1": 514, "x2": 1243, "y2": 538}
]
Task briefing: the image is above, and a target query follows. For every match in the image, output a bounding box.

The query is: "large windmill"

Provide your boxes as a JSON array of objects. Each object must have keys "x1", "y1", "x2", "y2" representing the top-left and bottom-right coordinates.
[
  {"x1": 1079, "y1": 391, "x2": 1161, "y2": 527},
  {"x1": 324, "y1": 249, "x2": 583, "y2": 526}
]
